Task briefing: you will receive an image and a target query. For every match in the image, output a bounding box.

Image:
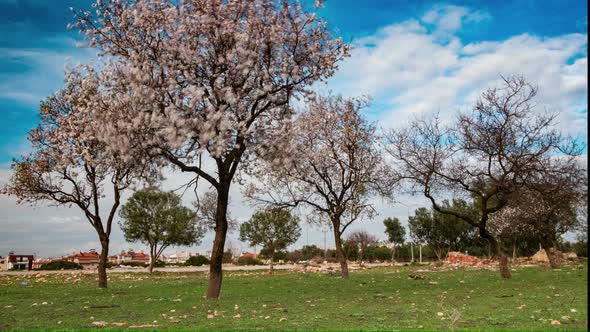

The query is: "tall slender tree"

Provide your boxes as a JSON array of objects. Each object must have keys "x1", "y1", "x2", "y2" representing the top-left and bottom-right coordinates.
[
  {"x1": 72, "y1": 0, "x2": 348, "y2": 298},
  {"x1": 383, "y1": 218, "x2": 405, "y2": 263}
]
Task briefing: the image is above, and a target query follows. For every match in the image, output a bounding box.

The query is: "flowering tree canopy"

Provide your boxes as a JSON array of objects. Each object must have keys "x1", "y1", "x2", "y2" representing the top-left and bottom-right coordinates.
[
  {"x1": 488, "y1": 163, "x2": 587, "y2": 268},
  {"x1": 247, "y1": 94, "x2": 391, "y2": 278},
  {"x1": 2, "y1": 69, "x2": 149, "y2": 288},
  {"x1": 71, "y1": 0, "x2": 349, "y2": 298}
]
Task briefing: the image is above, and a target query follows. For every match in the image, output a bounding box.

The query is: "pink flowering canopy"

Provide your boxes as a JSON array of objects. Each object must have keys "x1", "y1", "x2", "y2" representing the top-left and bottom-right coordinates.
[{"x1": 72, "y1": 0, "x2": 349, "y2": 187}]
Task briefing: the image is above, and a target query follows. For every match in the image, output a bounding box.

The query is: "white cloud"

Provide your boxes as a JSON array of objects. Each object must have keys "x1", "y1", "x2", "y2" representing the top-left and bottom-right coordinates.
[
  {"x1": 422, "y1": 4, "x2": 491, "y2": 37},
  {"x1": 328, "y1": 7, "x2": 588, "y2": 138},
  {"x1": 0, "y1": 38, "x2": 97, "y2": 105}
]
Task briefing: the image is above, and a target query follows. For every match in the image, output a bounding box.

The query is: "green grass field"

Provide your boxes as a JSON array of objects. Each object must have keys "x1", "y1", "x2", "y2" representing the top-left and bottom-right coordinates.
[{"x1": 0, "y1": 263, "x2": 587, "y2": 331}]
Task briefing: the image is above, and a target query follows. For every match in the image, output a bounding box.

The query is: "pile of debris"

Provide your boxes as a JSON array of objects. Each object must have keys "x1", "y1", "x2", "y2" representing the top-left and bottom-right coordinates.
[
  {"x1": 530, "y1": 249, "x2": 578, "y2": 263},
  {"x1": 442, "y1": 251, "x2": 496, "y2": 269}
]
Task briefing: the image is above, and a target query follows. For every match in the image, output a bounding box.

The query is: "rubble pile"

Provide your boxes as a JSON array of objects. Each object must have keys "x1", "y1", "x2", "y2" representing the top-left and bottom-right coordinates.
[
  {"x1": 531, "y1": 249, "x2": 578, "y2": 263},
  {"x1": 442, "y1": 251, "x2": 496, "y2": 269}
]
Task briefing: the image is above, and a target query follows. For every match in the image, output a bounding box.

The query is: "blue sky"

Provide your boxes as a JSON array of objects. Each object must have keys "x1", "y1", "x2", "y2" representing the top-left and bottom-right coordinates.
[
  {"x1": 0, "y1": 0, "x2": 587, "y2": 165},
  {"x1": 0, "y1": 0, "x2": 587, "y2": 256}
]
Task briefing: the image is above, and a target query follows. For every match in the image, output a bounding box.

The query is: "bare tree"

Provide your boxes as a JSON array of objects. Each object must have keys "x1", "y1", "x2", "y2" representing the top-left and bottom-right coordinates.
[
  {"x1": 193, "y1": 191, "x2": 238, "y2": 233},
  {"x1": 385, "y1": 75, "x2": 581, "y2": 279},
  {"x1": 347, "y1": 230, "x2": 378, "y2": 264},
  {"x1": 247, "y1": 94, "x2": 393, "y2": 278}
]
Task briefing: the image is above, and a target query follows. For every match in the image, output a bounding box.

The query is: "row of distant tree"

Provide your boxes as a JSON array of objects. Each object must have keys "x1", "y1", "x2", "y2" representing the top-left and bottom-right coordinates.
[{"x1": 117, "y1": 188, "x2": 587, "y2": 275}]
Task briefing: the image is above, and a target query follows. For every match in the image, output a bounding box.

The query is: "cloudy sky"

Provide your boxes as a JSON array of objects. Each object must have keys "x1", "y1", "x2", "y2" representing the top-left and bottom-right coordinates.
[{"x1": 0, "y1": 0, "x2": 587, "y2": 258}]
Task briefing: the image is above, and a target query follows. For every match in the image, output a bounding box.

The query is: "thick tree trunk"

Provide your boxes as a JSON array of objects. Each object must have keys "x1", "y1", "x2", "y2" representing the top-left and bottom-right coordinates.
[
  {"x1": 206, "y1": 183, "x2": 230, "y2": 299},
  {"x1": 481, "y1": 230, "x2": 511, "y2": 279},
  {"x1": 98, "y1": 237, "x2": 109, "y2": 288},
  {"x1": 540, "y1": 237, "x2": 560, "y2": 269},
  {"x1": 148, "y1": 247, "x2": 155, "y2": 274},
  {"x1": 333, "y1": 229, "x2": 349, "y2": 278}
]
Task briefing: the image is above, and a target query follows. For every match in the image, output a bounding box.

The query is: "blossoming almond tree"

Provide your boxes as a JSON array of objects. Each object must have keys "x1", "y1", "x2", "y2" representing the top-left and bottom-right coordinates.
[
  {"x1": 247, "y1": 95, "x2": 392, "y2": 278},
  {"x1": 489, "y1": 163, "x2": 586, "y2": 268},
  {"x1": 72, "y1": 0, "x2": 349, "y2": 298},
  {"x1": 2, "y1": 69, "x2": 150, "y2": 288}
]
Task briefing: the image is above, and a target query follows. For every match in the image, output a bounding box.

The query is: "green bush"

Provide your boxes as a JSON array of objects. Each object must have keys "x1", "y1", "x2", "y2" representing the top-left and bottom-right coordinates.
[
  {"x1": 236, "y1": 256, "x2": 264, "y2": 266},
  {"x1": 185, "y1": 255, "x2": 210, "y2": 266},
  {"x1": 364, "y1": 245, "x2": 392, "y2": 262},
  {"x1": 37, "y1": 261, "x2": 83, "y2": 270},
  {"x1": 154, "y1": 259, "x2": 166, "y2": 268}
]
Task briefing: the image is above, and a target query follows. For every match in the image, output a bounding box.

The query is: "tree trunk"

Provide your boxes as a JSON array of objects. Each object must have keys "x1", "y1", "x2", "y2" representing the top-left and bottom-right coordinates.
[
  {"x1": 540, "y1": 237, "x2": 560, "y2": 269},
  {"x1": 333, "y1": 228, "x2": 349, "y2": 278},
  {"x1": 148, "y1": 246, "x2": 155, "y2": 274},
  {"x1": 391, "y1": 243, "x2": 396, "y2": 265},
  {"x1": 98, "y1": 236, "x2": 109, "y2": 288},
  {"x1": 269, "y1": 250, "x2": 274, "y2": 275},
  {"x1": 481, "y1": 230, "x2": 511, "y2": 279},
  {"x1": 206, "y1": 183, "x2": 230, "y2": 299},
  {"x1": 512, "y1": 240, "x2": 516, "y2": 260}
]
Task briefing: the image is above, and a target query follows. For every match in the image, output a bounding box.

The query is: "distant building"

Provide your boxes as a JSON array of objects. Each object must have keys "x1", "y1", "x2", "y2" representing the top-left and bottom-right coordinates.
[
  {"x1": 2, "y1": 253, "x2": 35, "y2": 271},
  {"x1": 63, "y1": 250, "x2": 100, "y2": 270},
  {"x1": 165, "y1": 251, "x2": 192, "y2": 264},
  {"x1": 108, "y1": 250, "x2": 150, "y2": 265},
  {"x1": 240, "y1": 252, "x2": 257, "y2": 259}
]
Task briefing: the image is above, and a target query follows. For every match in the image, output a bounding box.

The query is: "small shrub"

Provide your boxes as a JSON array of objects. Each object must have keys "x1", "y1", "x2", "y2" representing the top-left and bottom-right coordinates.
[
  {"x1": 222, "y1": 250, "x2": 234, "y2": 264},
  {"x1": 154, "y1": 259, "x2": 166, "y2": 268},
  {"x1": 325, "y1": 256, "x2": 338, "y2": 263},
  {"x1": 236, "y1": 256, "x2": 264, "y2": 266},
  {"x1": 37, "y1": 261, "x2": 83, "y2": 270},
  {"x1": 185, "y1": 255, "x2": 210, "y2": 266}
]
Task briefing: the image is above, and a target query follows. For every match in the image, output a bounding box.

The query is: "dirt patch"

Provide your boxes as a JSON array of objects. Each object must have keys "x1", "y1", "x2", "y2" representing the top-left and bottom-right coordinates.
[{"x1": 89, "y1": 304, "x2": 121, "y2": 309}]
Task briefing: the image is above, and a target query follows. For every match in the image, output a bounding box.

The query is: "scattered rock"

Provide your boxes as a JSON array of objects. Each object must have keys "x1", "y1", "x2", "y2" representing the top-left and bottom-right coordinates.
[{"x1": 408, "y1": 274, "x2": 428, "y2": 280}]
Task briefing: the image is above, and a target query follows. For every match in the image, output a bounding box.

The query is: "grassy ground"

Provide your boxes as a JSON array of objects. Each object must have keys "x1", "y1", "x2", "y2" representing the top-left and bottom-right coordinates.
[{"x1": 0, "y1": 263, "x2": 587, "y2": 331}]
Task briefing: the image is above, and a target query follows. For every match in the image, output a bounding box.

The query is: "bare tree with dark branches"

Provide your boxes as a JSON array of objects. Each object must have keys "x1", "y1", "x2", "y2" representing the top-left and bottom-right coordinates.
[{"x1": 385, "y1": 75, "x2": 582, "y2": 279}]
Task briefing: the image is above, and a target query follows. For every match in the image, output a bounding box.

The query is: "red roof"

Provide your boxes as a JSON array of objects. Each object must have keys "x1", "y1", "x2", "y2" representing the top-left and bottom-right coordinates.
[
  {"x1": 241, "y1": 252, "x2": 256, "y2": 258},
  {"x1": 66, "y1": 251, "x2": 99, "y2": 261}
]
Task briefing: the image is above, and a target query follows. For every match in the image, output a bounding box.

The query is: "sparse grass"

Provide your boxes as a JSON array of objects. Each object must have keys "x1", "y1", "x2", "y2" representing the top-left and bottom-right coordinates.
[{"x1": 0, "y1": 263, "x2": 587, "y2": 330}]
